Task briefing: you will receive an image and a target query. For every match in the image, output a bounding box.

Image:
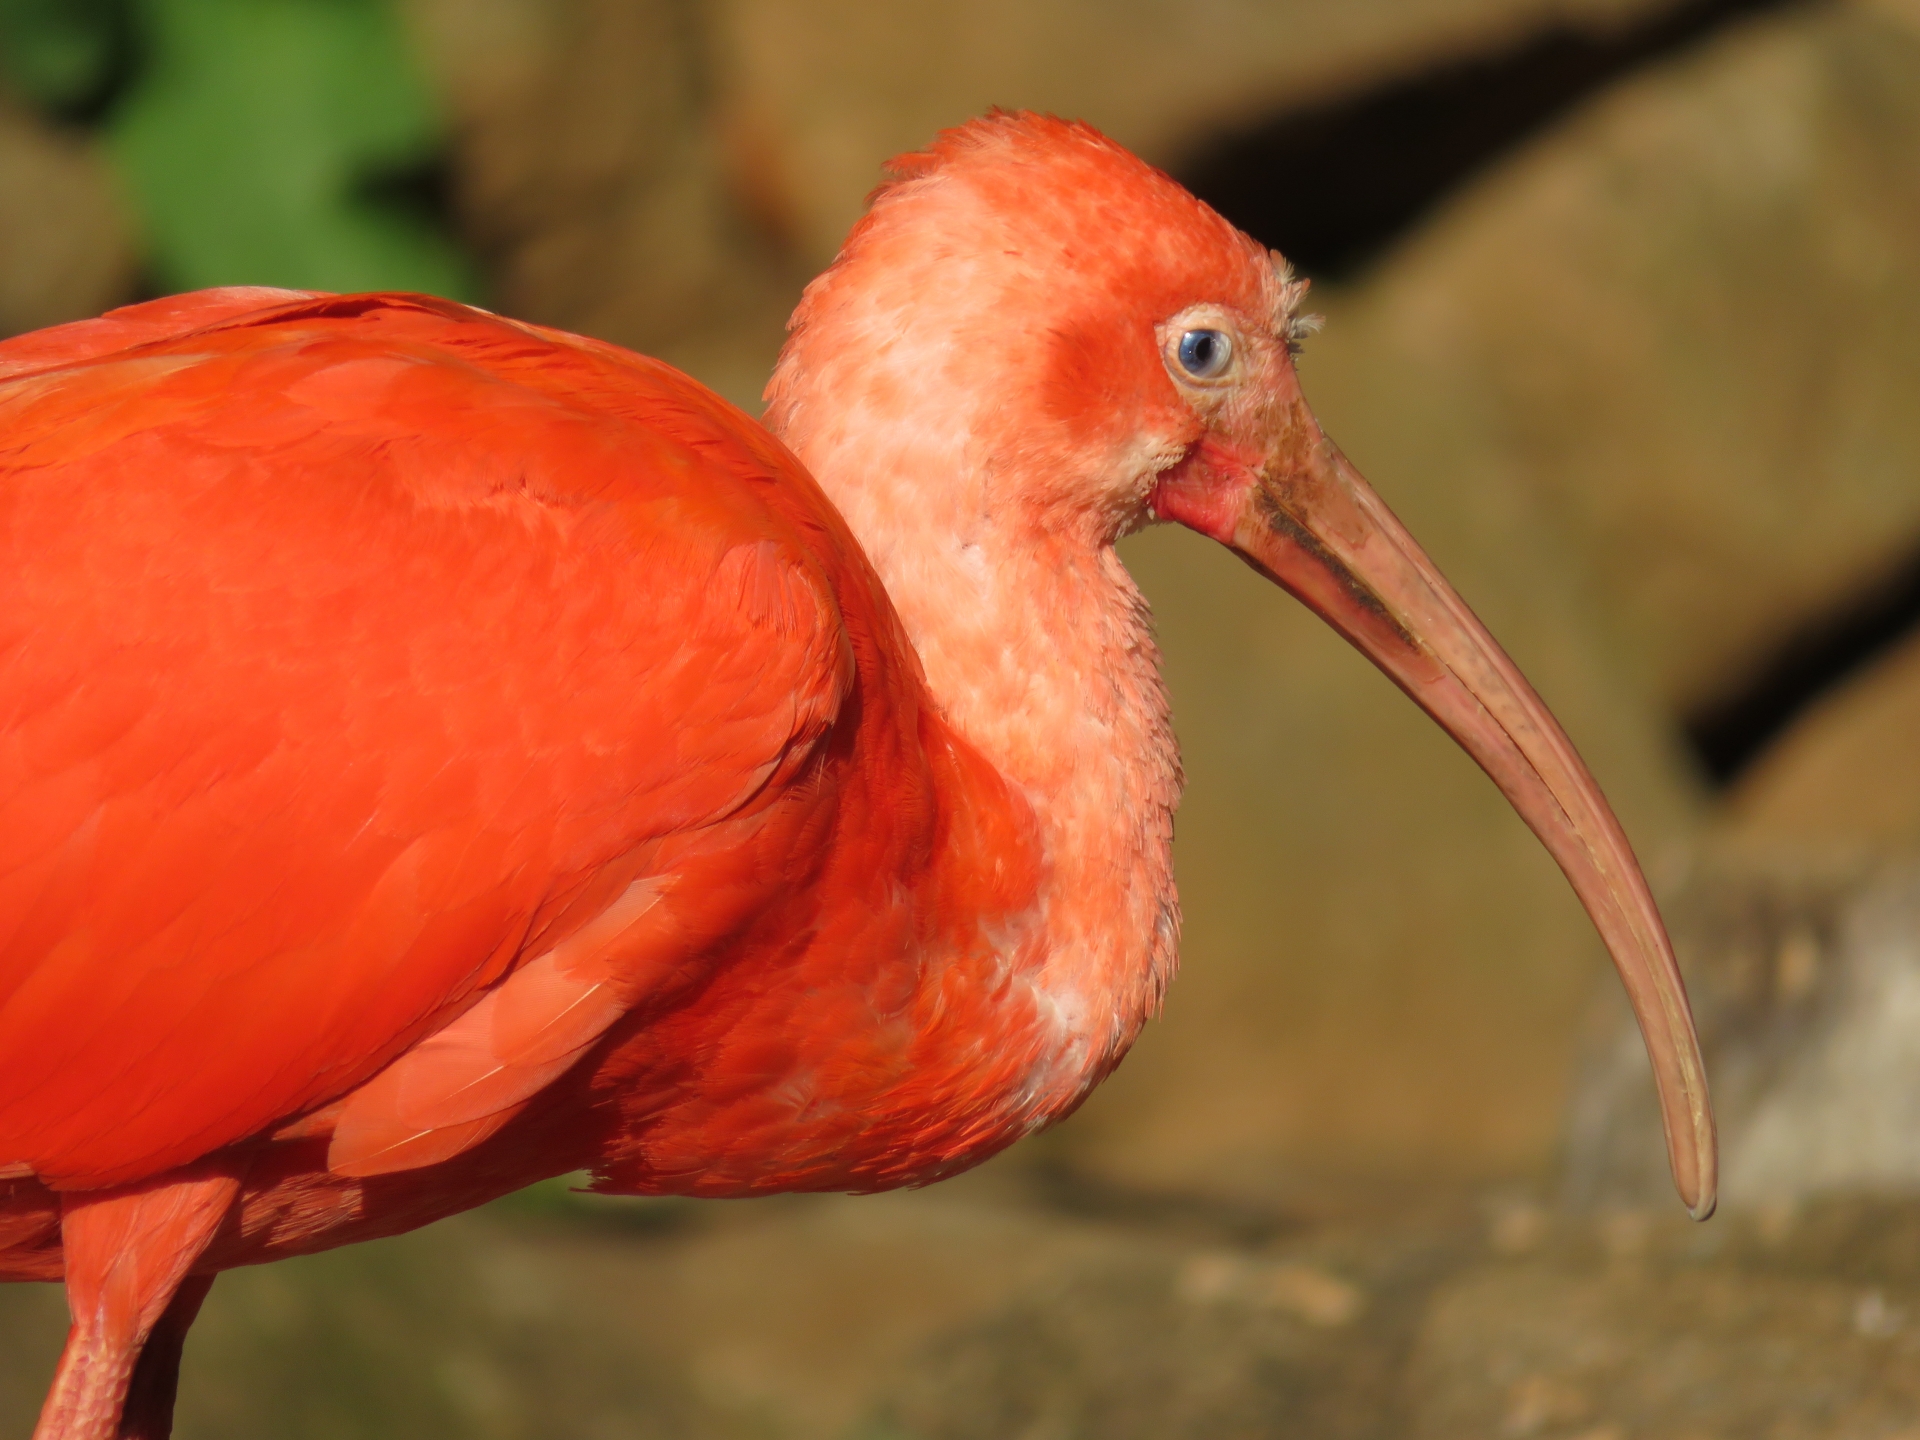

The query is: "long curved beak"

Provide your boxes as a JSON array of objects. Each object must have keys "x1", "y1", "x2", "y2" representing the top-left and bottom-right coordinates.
[{"x1": 1154, "y1": 391, "x2": 1717, "y2": 1220}]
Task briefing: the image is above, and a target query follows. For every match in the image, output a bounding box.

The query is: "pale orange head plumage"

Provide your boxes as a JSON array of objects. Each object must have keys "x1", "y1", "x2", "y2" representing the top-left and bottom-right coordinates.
[{"x1": 772, "y1": 113, "x2": 1282, "y2": 541}]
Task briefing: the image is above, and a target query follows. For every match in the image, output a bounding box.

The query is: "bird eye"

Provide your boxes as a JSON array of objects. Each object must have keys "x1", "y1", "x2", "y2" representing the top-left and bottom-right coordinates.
[{"x1": 1174, "y1": 328, "x2": 1233, "y2": 380}]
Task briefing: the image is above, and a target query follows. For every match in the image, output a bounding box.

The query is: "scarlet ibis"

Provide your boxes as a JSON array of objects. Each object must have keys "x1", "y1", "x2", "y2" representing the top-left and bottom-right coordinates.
[{"x1": 0, "y1": 113, "x2": 1714, "y2": 1439}]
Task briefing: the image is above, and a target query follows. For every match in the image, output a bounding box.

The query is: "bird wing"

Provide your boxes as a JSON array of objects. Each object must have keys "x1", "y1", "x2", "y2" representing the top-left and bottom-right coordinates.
[
  {"x1": 0, "y1": 291, "x2": 865, "y2": 1189},
  {"x1": 0, "y1": 287, "x2": 319, "y2": 379}
]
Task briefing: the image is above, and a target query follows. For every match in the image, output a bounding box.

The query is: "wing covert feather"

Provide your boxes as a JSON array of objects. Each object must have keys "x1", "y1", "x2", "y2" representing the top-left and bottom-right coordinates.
[{"x1": 326, "y1": 874, "x2": 673, "y2": 1176}]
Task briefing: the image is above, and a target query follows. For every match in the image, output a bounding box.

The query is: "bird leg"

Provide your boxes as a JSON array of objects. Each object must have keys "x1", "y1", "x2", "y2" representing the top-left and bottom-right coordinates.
[
  {"x1": 115, "y1": 1273, "x2": 215, "y2": 1440},
  {"x1": 32, "y1": 1161, "x2": 242, "y2": 1440}
]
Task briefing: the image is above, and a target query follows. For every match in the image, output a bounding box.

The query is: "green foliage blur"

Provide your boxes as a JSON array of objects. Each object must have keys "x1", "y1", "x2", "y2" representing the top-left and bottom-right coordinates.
[
  {"x1": 0, "y1": 0, "x2": 478, "y2": 300},
  {"x1": 0, "y1": 0, "x2": 131, "y2": 114}
]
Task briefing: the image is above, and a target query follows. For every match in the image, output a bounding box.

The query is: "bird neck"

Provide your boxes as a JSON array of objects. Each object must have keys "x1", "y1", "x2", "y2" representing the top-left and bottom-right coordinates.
[{"x1": 765, "y1": 378, "x2": 1184, "y2": 1098}]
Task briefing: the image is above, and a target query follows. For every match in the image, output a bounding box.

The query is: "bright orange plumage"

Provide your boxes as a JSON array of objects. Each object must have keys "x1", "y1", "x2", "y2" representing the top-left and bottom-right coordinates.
[
  {"x1": 1, "y1": 115, "x2": 1712, "y2": 1440},
  {"x1": 0, "y1": 283, "x2": 1055, "y2": 1213}
]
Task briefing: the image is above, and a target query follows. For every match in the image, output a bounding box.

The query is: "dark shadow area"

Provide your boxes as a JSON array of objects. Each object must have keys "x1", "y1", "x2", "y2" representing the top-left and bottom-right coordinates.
[
  {"x1": 354, "y1": 152, "x2": 466, "y2": 241},
  {"x1": 0, "y1": 0, "x2": 140, "y2": 125},
  {"x1": 1687, "y1": 557, "x2": 1920, "y2": 784},
  {"x1": 1179, "y1": 0, "x2": 1814, "y2": 280}
]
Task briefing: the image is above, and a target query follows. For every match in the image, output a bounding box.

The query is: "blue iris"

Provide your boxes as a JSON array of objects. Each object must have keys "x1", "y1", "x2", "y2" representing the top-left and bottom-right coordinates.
[{"x1": 1176, "y1": 328, "x2": 1232, "y2": 379}]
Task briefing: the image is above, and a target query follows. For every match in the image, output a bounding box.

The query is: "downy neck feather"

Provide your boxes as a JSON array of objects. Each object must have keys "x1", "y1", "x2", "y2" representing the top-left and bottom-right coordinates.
[{"x1": 762, "y1": 156, "x2": 1185, "y2": 1108}]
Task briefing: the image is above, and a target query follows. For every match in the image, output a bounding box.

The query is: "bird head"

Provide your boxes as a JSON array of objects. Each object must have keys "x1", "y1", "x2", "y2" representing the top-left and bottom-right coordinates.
[{"x1": 768, "y1": 111, "x2": 1716, "y2": 1219}]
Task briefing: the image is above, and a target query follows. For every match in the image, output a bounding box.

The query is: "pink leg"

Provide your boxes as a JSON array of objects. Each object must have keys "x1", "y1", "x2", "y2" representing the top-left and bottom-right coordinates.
[
  {"x1": 32, "y1": 1161, "x2": 241, "y2": 1440},
  {"x1": 117, "y1": 1272, "x2": 215, "y2": 1440}
]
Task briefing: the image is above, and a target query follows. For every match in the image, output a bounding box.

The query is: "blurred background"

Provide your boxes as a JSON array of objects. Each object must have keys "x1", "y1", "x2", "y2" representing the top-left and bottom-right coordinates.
[{"x1": 5, "y1": 0, "x2": 1920, "y2": 1432}]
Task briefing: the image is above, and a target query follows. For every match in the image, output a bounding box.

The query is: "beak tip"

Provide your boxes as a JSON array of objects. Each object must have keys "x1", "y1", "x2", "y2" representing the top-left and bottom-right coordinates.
[{"x1": 1678, "y1": 1121, "x2": 1718, "y2": 1221}]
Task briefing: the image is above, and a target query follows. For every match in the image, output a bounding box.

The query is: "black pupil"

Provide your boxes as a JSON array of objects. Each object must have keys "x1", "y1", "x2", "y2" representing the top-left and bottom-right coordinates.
[{"x1": 1180, "y1": 330, "x2": 1225, "y2": 375}]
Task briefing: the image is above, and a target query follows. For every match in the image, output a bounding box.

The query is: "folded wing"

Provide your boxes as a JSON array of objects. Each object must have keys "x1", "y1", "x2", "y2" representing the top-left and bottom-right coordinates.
[{"x1": 0, "y1": 293, "x2": 861, "y2": 1189}]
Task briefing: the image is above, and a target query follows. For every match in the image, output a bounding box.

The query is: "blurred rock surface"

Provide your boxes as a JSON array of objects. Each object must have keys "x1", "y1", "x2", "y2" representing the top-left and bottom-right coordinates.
[
  {"x1": 0, "y1": 1176, "x2": 1204, "y2": 1440},
  {"x1": 1567, "y1": 855, "x2": 1920, "y2": 1208},
  {"x1": 0, "y1": 102, "x2": 137, "y2": 338},
  {"x1": 1407, "y1": 1199, "x2": 1920, "y2": 1440},
  {"x1": 10, "y1": 1187, "x2": 1908, "y2": 1438},
  {"x1": 710, "y1": 0, "x2": 1699, "y2": 267},
  {"x1": 1326, "y1": 0, "x2": 1920, "y2": 717},
  {"x1": 403, "y1": 0, "x2": 801, "y2": 407},
  {"x1": 1729, "y1": 626, "x2": 1920, "y2": 851},
  {"x1": 878, "y1": 1197, "x2": 1920, "y2": 1439}
]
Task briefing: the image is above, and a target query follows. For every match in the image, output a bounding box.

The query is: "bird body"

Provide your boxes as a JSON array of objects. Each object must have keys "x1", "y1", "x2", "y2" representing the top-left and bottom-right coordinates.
[
  {"x1": 0, "y1": 282, "x2": 1123, "y2": 1259},
  {"x1": 0, "y1": 116, "x2": 1713, "y2": 1440}
]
